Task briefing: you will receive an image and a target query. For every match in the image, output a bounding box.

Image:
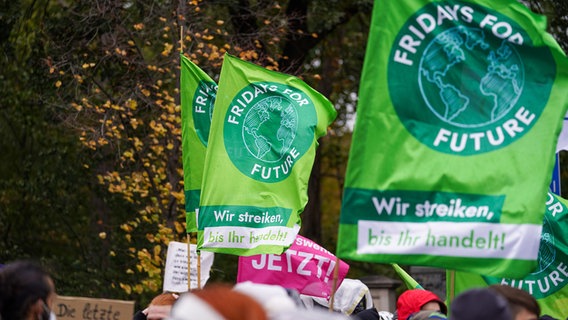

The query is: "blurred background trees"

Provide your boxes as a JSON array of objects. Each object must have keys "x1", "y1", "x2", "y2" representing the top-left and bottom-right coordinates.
[{"x1": 1, "y1": 0, "x2": 566, "y2": 306}]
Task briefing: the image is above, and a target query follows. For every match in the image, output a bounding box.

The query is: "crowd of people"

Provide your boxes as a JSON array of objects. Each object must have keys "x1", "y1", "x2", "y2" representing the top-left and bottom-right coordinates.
[{"x1": 0, "y1": 260, "x2": 564, "y2": 320}]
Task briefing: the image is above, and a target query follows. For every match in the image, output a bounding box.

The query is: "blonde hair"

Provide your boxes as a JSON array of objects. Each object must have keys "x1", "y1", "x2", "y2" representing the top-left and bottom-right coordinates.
[{"x1": 150, "y1": 292, "x2": 178, "y2": 306}]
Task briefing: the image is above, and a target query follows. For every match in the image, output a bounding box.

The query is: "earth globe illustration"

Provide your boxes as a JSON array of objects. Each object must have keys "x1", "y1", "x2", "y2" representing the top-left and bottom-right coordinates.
[
  {"x1": 418, "y1": 25, "x2": 525, "y2": 128},
  {"x1": 533, "y1": 215, "x2": 556, "y2": 275},
  {"x1": 242, "y1": 96, "x2": 298, "y2": 162}
]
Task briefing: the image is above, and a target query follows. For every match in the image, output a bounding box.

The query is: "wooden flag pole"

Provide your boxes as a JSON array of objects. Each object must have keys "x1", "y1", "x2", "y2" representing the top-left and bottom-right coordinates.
[
  {"x1": 447, "y1": 270, "x2": 456, "y2": 303},
  {"x1": 197, "y1": 250, "x2": 202, "y2": 289},
  {"x1": 329, "y1": 256, "x2": 340, "y2": 312},
  {"x1": 181, "y1": 24, "x2": 192, "y2": 293},
  {"x1": 180, "y1": 26, "x2": 184, "y2": 53},
  {"x1": 187, "y1": 233, "x2": 192, "y2": 291}
]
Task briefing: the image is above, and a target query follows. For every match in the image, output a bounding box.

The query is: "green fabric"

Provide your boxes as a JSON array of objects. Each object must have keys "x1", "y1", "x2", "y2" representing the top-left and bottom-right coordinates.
[
  {"x1": 337, "y1": 0, "x2": 568, "y2": 278},
  {"x1": 392, "y1": 263, "x2": 424, "y2": 289},
  {"x1": 447, "y1": 192, "x2": 568, "y2": 318},
  {"x1": 197, "y1": 53, "x2": 336, "y2": 256},
  {"x1": 180, "y1": 54, "x2": 217, "y2": 232}
]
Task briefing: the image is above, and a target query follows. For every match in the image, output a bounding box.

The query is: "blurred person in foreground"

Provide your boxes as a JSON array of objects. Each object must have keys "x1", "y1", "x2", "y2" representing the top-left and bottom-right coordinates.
[
  {"x1": 0, "y1": 260, "x2": 57, "y2": 320},
  {"x1": 489, "y1": 284, "x2": 540, "y2": 320},
  {"x1": 450, "y1": 287, "x2": 512, "y2": 320},
  {"x1": 168, "y1": 284, "x2": 267, "y2": 320},
  {"x1": 133, "y1": 292, "x2": 179, "y2": 320}
]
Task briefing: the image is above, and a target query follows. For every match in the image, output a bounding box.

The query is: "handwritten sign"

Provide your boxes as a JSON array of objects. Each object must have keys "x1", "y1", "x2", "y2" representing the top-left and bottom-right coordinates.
[
  {"x1": 163, "y1": 241, "x2": 214, "y2": 292},
  {"x1": 53, "y1": 296, "x2": 134, "y2": 320}
]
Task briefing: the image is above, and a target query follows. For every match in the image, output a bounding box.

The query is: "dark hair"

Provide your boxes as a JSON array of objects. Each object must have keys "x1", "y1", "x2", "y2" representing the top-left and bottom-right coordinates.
[
  {"x1": 0, "y1": 260, "x2": 53, "y2": 319},
  {"x1": 489, "y1": 284, "x2": 540, "y2": 317}
]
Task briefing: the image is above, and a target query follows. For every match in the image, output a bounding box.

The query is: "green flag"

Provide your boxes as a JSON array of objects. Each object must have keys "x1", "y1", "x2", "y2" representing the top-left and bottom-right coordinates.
[
  {"x1": 337, "y1": 0, "x2": 568, "y2": 278},
  {"x1": 180, "y1": 54, "x2": 217, "y2": 232},
  {"x1": 392, "y1": 264, "x2": 424, "y2": 290},
  {"x1": 197, "y1": 53, "x2": 337, "y2": 255},
  {"x1": 447, "y1": 192, "x2": 568, "y2": 318}
]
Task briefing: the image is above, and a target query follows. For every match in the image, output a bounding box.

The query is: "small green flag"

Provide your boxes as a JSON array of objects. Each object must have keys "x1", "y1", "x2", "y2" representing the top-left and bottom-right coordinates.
[
  {"x1": 447, "y1": 192, "x2": 568, "y2": 319},
  {"x1": 197, "y1": 53, "x2": 337, "y2": 256},
  {"x1": 180, "y1": 54, "x2": 217, "y2": 232},
  {"x1": 337, "y1": 0, "x2": 568, "y2": 278},
  {"x1": 392, "y1": 264, "x2": 424, "y2": 290}
]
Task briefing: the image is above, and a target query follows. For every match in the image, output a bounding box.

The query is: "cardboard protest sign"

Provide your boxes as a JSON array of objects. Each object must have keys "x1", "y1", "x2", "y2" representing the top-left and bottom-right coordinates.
[
  {"x1": 53, "y1": 296, "x2": 134, "y2": 320},
  {"x1": 337, "y1": 0, "x2": 568, "y2": 278},
  {"x1": 197, "y1": 54, "x2": 337, "y2": 256},
  {"x1": 237, "y1": 235, "x2": 349, "y2": 298},
  {"x1": 163, "y1": 241, "x2": 214, "y2": 292}
]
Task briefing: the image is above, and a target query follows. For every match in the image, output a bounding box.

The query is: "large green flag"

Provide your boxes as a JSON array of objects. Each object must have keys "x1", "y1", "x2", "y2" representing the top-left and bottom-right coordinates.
[
  {"x1": 447, "y1": 192, "x2": 568, "y2": 318},
  {"x1": 337, "y1": 0, "x2": 568, "y2": 278},
  {"x1": 197, "y1": 53, "x2": 337, "y2": 255},
  {"x1": 180, "y1": 54, "x2": 217, "y2": 232}
]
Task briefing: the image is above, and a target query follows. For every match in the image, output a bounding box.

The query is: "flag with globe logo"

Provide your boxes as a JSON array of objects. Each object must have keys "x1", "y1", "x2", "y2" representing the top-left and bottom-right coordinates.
[
  {"x1": 337, "y1": 0, "x2": 568, "y2": 278},
  {"x1": 180, "y1": 54, "x2": 218, "y2": 233},
  {"x1": 447, "y1": 192, "x2": 568, "y2": 319},
  {"x1": 197, "y1": 53, "x2": 337, "y2": 256}
]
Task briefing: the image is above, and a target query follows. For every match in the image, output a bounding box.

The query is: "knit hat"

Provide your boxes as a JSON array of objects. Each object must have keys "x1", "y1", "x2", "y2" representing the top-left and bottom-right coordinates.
[
  {"x1": 397, "y1": 290, "x2": 447, "y2": 320},
  {"x1": 168, "y1": 285, "x2": 267, "y2": 320},
  {"x1": 450, "y1": 288, "x2": 512, "y2": 320},
  {"x1": 233, "y1": 282, "x2": 299, "y2": 318}
]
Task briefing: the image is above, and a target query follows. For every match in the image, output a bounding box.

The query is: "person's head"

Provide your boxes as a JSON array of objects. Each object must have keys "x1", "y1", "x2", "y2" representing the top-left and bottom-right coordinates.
[
  {"x1": 489, "y1": 284, "x2": 540, "y2": 320},
  {"x1": 450, "y1": 288, "x2": 512, "y2": 320},
  {"x1": 168, "y1": 284, "x2": 267, "y2": 320},
  {"x1": 396, "y1": 289, "x2": 447, "y2": 320},
  {"x1": 0, "y1": 260, "x2": 56, "y2": 320}
]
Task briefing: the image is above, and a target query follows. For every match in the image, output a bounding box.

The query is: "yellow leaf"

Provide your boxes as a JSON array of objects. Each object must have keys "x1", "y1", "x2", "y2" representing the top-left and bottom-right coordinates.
[
  {"x1": 119, "y1": 283, "x2": 132, "y2": 294},
  {"x1": 174, "y1": 221, "x2": 184, "y2": 234},
  {"x1": 162, "y1": 43, "x2": 174, "y2": 56},
  {"x1": 98, "y1": 232, "x2": 107, "y2": 239},
  {"x1": 130, "y1": 118, "x2": 139, "y2": 129},
  {"x1": 55, "y1": 81, "x2": 62, "y2": 88}
]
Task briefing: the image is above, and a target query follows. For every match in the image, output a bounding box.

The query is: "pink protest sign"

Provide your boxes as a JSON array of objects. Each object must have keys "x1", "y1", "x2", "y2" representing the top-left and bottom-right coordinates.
[{"x1": 237, "y1": 235, "x2": 349, "y2": 298}]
